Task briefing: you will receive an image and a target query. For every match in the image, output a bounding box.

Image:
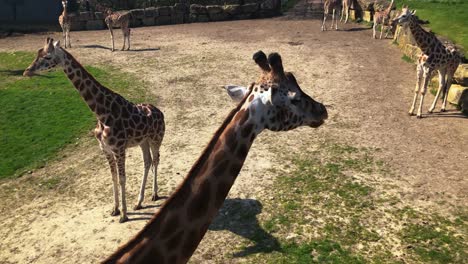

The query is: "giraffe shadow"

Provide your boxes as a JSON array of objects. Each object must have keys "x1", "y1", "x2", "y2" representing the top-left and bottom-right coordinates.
[
  {"x1": 81, "y1": 45, "x2": 160, "y2": 52},
  {"x1": 344, "y1": 27, "x2": 371, "y2": 32},
  {"x1": 82, "y1": 44, "x2": 112, "y2": 50},
  {"x1": 0, "y1": 69, "x2": 24, "y2": 76},
  {"x1": 423, "y1": 111, "x2": 468, "y2": 119},
  {"x1": 210, "y1": 198, "x2": 281, "y2": 257}
]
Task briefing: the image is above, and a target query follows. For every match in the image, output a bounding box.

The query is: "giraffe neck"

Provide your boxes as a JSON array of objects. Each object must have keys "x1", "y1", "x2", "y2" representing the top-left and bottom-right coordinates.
[
  {"x1": 383, "y1": 0, "x2": 393, "y2": 15},
  {"x1": 103, "y1": 91, "x2": 262, "y2": 264},
  {"x1": 60, "y1": 48, "x2": 130, "y2": 120},
  {"x1": 407, "y1": 16, "x2": 439, "y2": 54}
]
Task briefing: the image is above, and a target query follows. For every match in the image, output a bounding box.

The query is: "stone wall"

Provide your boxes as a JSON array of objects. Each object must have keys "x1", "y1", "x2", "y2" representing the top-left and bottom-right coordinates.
[{"x1": 67, "y1": 0, "x2": 281, "y2": 30}]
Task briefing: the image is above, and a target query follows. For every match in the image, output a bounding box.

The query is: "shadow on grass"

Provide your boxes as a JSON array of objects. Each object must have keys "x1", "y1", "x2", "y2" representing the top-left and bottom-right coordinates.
[
  {"x1": 81, "y1": 45, "x2": 160, "y2": 52},
  {"x1": 423, "y1": 111, "x2": 468, "y2": 119},
  {"x1": 0, "y1": 69, "x2": 25, "y2": 76},
  {"x1": 210, "y1": 198, "x2": 281, "y2": 257}
]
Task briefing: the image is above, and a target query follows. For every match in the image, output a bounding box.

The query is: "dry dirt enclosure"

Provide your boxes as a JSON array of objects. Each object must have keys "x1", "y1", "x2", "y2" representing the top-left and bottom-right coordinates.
[{"x1": 0, "y1": 16, "x2": 467, "y2": 263}]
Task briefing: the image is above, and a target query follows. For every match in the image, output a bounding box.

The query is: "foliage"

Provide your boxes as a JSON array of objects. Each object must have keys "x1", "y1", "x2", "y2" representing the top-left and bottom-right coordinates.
[
  {"x1": 394, "y1": 0, "x2": 468, "y2": 53},
  {"x1": 0, "y1": 51, "x2": 144, "y2": 179}
]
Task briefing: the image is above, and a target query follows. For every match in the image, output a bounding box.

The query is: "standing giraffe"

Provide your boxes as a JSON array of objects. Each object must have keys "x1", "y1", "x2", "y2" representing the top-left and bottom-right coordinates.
[
  {"x1": 393, "y1": 6, "x2": 461, "y2": 117},
  {"x1": 322, "y1": 0, "x2": 342, "y2": 31},
  {"x1": 104, "y1": 9, "x2": 132, "y2": 52},
  {"x1": 372, "y1": 0, "x2": 394, "y2": 39},
  {"x1": 58, "y1": 0, "x2": 71, "y2": 48},
  {"x1": 23, "y1": 38, "x2": 165, "y2": 223},
  {"x1": 340, "y1": 0, "x2": 351, "y2": 24},
  {"x1": 102, "y1": 51, "x2": 328, "y2": 264}
]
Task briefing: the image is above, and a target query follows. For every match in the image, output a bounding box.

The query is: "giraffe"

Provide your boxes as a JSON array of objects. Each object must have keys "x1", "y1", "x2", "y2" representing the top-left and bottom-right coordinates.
[
  {"x1": 102, "y1": 51, "x2": 328, "y2": 264},
  {"x1": 322, "y1": 0, "x2": 342, "y2": 31},
  {"x1": 340, "y1": 0, "x2": 351, "y2": 24},
  {"x1": 372, "y1": 0, "x2": 394, "y2": 39},
  {"x1": 23, "y1": 38, "x2": 165, "y2": 223},
  {"x1": 104, "y1": 9, "x2": 132, "y2": 52},
  {"x1": 393, "y1": 6, "x2": 461, "y2": 118},
  {"x1": 58, "y1": 0, "x2": 72, "y2": 48}
]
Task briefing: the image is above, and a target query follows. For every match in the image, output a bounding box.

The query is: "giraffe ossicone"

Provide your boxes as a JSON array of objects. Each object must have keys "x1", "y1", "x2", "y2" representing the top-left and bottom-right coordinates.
[
  {"x1": 23, "y1": 37, "x2": 165, "y2": 223},
  {"x1": 103, "y1": 51, "x2": 327, "y2": 264},
  {"x1": 393, "y1": 6, "x2": 461, "y2": 118}
]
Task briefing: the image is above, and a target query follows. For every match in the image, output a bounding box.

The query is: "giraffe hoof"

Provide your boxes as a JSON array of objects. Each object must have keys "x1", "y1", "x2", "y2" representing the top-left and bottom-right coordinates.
[
  {"x1": 440, "y1": 108, "x2": 446, "y2": 112},
  {"x1": 111, "y1": 208, "x2": 120, "y2": 216},
  {"x1": 119, "y1": 215, "x2": 129, "y2": 223},
  {"x1": 416, "y1": 114, "x2": 423, "y2": 119},
  {"x1": 151, "y1": 194, "x2": 160, "y2": 201},
  {"x1": 408, "y1": 112, "x2": 415, "y2": 116},
  {"x1": 134, "y1": 204, "x2": 143, "y2": 210}
]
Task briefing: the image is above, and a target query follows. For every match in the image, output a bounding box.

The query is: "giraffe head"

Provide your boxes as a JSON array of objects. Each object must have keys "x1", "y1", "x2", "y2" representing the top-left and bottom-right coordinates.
[
  {"x1": 62, "y1": 0, "x2": 68, "y2": 9},
  {"x1": 226, "y1": 51, "x2": 328, "y2": 131},
  {"x1": 23, "y1": 38, "x2": 64, "y2": 77},
  {"x1": 393, "y1": 5, "x2": 416, "y2": 25}
]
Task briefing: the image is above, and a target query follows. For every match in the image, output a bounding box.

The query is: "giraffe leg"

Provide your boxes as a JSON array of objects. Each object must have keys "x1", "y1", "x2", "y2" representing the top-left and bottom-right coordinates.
[
  {"x1": 105, "y1": 153, "x2": 120, "y2": 216},
  {"x1": 321, "y1": 13, "x2": 327, "y2": 31},
  {"x1": 150, "y1": 142, "x2": 161, "y2": 201},
  {"x1": 441, "y1": 72, "x2": 455, "y2": 112},
  {"x1": 126, "y1": 29, "x2": 131, "y2": 51},
  {"x1": 345, "y1": 7, "x2": 349, "y2": 23},
  {"x1": 67, "y1": 28, "x2": 72, "y2": 48},
  {"x1": 409, "y1": 63, "x2": 424, "y2": 115},
  {"x1": 417, "y1": 69, "x2": 432, "y2": 118},
  {"x1": 62, "y1": 29, "x2": 67, "y2": 48},
  {"x1": 340, "y1": 6, "x2": 344, "y2": 22},
  {"x1": 109, "y1": 28, "x2": 115, "y2": 52},
  {"x1": 134, "y1": 142, "x2": 151, "y2": 210},
  {"x1": 331, "y1": 9, "x2": 336, "y2": 30},
  {"x1": 373, "y1": 23, "x2": 377, "y2": 39},
  {"x1": 121, "y1": 27, "x2": 127, "y2": 51},
  {"x1": 380, "y1": 22, "x2": 385, "y2": 39},
  {"x1": 428, "y1": 69, "x2": 446, "y2": 113},
  {"x1": 115, "y1": 152, "x2": 128, "y2": 223}
]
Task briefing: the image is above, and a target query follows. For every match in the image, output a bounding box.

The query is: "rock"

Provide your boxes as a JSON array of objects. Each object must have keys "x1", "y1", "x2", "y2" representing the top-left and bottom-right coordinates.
[
  {"x1": 454, "y1": 64, "x2": 468, "y2": 86},
  {"x1": 206, "y1": 5, "x2": 224, "y2": 14},
  {"x1": 79, "y1": 11, "x2": 94, "y2": 21},
  {"x1": 244, "y1": 0, "x2": 263, "y2": 4},
  {"x1": 260, "y1": 0, "x2": 279, "y2": 10},
  {"x1": 242, "y1": 3, "x2": 259, "y2": 13},
  {"x1": 197, "y1": 14, "x2": 210, "y2": 22},
  {"x1": 94, "y1": 12, "x2": 104, "y2": 20},
  {"x1": 157, "y1": 6, "x2": 172, "y2": 16},
  {"x1": 224, "y1": 5, "x2": 241, "y2": 15},
  {"x1": 156, "y1": 15, "x2": 172, "y2": 25},
  {"x1": 190, "y1": 4, "x2": 208, "y2": 14},
  {"x1": 145, "y1": 7, "x2": 157, "y2": 17},
  {"x1": 171, "y1": 13, "x2": 185, "y2": 24},
  {"x1": 209, "y1": 11, "x2": 229, "y2": 21},
  {"x1": 447, "y1": 84, "x2": 468, "y2": 106},
  {"x1": 174, "y1": 3, "x2": 188, "y2": 14},
  {"x1": 142, "y1": 17, "x2": 156, "y2": 26},
  {"x1": 131, "y1": 9, "x2": 145, "y2": 19},
  {"x1": 86, "y1": 20, "x2": 105, "y2": 30},
  {"x1": 224, "y1": 0, "x2": 241, "y2": 4}
]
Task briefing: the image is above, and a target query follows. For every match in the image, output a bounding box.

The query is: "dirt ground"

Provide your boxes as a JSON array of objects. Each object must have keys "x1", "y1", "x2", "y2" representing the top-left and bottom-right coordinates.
[{"x1": 0, "y1": 15, "x2": 467, "y2": 263}]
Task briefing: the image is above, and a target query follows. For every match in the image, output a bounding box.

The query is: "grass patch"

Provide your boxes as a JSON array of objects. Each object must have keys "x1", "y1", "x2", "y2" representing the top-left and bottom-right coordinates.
[
  {"x1": 401, "y1": 54, "x2": 414, "y2": 63},
  {"x1": 0, "y1": 51, "x2": 146, "y2": 179},
  {"x1": 281, "y1": 0, "x2": 301, "y2": 12},
  {"x1": 248, "y1": 142, "x2": 467, "y2": 263},
  {"x1": 395, "y1": 0, "x2": 468, "y2": 53}
]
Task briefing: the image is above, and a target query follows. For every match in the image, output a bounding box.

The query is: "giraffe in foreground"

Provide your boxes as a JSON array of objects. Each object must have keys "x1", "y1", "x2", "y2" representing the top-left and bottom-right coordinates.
[
  {"x1": 393, "y1": 6, "x2": 461, "y2": 117},
  {"x1": 23, "y1": 38, "x2": 165, "y2": 223},
  {"x1": 372, "y1": 0, "x2": 394, "y2": 39},
  {"x1": 59, "y1": 0, "x2": 72, "y2": 48},
  {"x1": 322, "y1": 0, "x2": 342, "y2": 31},
  {"x1": 103, "y1": 51, "x2": 328, "y2": 264},
  {"x1": 104, "y1": 9, "x2": 132, "y2": 52}
]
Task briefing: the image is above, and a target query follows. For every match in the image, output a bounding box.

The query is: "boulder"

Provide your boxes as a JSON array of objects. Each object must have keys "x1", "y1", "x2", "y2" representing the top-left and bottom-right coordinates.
[
  {"x1": 174, "y1": 3, "x2": 188, "y2": 14},
  {"x1": 142, "y1": 17, "x2": 156, "y2": 26},
  {"x1": 171, "y1": 13, "x2": 185, "y2": 24},
  {"x1": 209, "y1": 11, "x2": 229, "y2": 21},
  {"x1": 94, "y1": 12, "x2": 104, "y2": 20},
  {"x1": 145, "y1": 7, "x2": 157, "y2": 17},
  {"x1": 224, "y1": 0, "x2": 241, "y2": 5},
  {"x1": 190, "y1": 4, "x2": 208, "y2": 14},
  {"x1": 224, "y1": 5, "x2": 241, "y2": 15},
  {"x1": 454, "y1": 64, "x2": 468, "y2": 86},
  {"x1": 156, "y1": 15, "x2": 172, "y2": 25},
  {"x1": 86, "y1": 20, "x2": 105, "y2": 30},
  {"x1": 158, "y1": 6, "x2": 172, "y2": 16},
  {"x1": 131, "y1": 9, "x2": 145, "y2": 19},
  {"x1": 242, "y1": 3, "x2": 259, "y2": 13},
  {"x1": 206, "y1": 5, "x2": 224, "y2": 14},
  {"x1": 79, "y1": 11, "x2": 94, "y2": 21}
]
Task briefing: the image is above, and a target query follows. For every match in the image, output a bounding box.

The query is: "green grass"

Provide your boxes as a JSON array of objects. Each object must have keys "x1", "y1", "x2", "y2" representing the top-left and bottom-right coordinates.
[
  {"x1": 395, "y1": 0, "x2": 468, "y2": 54},
  {"x1": 247, "y1": 142, "x2": 467, "y2": 263},
  {"x1": 0, "y1": 51, "x2": 145, "y2": 179},
  {"x1": 401, "y1": 54, "x2": 415, "y2": 63}
]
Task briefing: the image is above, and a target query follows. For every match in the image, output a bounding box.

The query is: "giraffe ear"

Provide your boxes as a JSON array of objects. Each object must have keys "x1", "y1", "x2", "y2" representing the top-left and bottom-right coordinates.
[
  {"x1": 268, "y1": 53, "x2": 286, "y2": 81},
  {"x1": 53, "y1": 40, "x2": 61, "y2": 47},
  {"x1": 253, "y1": 51, "x2": 270, "y2": 72},
  {"x1": 225, "y1": 85, "x2": 248, "y2": 102},
  {"x1": 411, "y1": 10, "x2": 416, "y2": 15}
]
